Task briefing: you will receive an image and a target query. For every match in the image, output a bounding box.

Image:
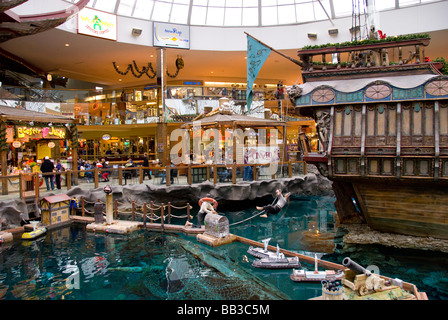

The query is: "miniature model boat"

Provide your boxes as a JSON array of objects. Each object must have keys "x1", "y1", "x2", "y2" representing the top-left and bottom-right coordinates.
[
  {"x1": 22, "y1": 221, "x2": 47, "y2": 240},
  {"x1": 290, "y1": 254, "x2": 343, "y2": 282},
  {"x1": 247, "y1": 238, "x2": 273, "y2": 259},
  {"x1": 252, "y1": 245, "x2": 301, "y2": 269}
]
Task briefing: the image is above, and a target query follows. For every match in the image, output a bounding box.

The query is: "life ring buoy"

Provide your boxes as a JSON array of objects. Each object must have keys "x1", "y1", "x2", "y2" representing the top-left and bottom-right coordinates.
[{"x1": 198, "y1": 197, "x2": 218, "y2": 209}]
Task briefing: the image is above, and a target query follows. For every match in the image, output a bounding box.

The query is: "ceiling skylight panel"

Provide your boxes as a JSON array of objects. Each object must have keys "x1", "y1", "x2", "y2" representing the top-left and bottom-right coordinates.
[
  {"x1": 92, "y1": 0, "x2": 117, "y2": 13},
  {"x1": 152, "y1": 1, "x2": 172, "y2": 21},
  {"x1": 313, "y1": 0, "x2": 331, "y2": 21},
  {"x1": 296, "y1": 2, "x2": 315, "y2": 23},
  {"x1": 133, "y1": 0, "x2": 154, "y2": 19},
  {"x1": 242, "y1": 0, "x2": 258, "y2": 6},
  {"x1": 333, "y1": 0, "x2": 356, "y2": 17},
  {"x1": 117, "y1": 0, "x2": 135, "y2": 16},
  {"x1": 224, "y1": 7, "x2": 242, "y2": 26},
  {"x1": 170, "y1": 3, "x2": 189, "y2": 23},
  {"x1": 206, "y1": 6, "x2": 225, "y2": 25},
  {"x1": 190, "y1": 4, "x2": 207, "y2": 25},
  {"x1": 278, "y1": 4, "x2": 297, "y2": 24},
  {"x1": 192, "y1": 0, "x2": 207, "y2": 5},
  {"x1": 242, "y1": 7, "x2": 258, "y2": 25},
  {"x1": 261, "y1": 5, "x2": 278, "y2": 25}
]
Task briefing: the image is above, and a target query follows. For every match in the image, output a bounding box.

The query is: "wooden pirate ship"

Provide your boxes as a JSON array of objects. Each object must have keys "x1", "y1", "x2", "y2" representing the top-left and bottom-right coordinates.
[{"x1": 290, "y1": 34, "x2": 448, "y2": 239}]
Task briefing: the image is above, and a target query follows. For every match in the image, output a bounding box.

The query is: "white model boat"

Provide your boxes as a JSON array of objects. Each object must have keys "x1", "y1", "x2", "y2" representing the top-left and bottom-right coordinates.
[
  {"x1": 290, "y1": 254, "x2": 343, "y2": 282},
  {"x1": 247, "y1": 238, "x2": 273, "y2": 259},
  {"x1": 252, "y1": 245, "x2": 301, "y2": 269}
]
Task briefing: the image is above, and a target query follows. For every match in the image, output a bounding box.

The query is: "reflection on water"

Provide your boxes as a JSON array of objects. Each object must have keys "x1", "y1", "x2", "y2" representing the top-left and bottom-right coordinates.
[{"x1": 0, "y1": 196, "x2": 446, "y2": 300}]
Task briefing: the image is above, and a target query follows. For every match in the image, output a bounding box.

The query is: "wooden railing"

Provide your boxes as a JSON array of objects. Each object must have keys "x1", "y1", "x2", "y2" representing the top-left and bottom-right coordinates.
[{"x1": 0, "y1": 161, "x2": 307, "y2": 197}]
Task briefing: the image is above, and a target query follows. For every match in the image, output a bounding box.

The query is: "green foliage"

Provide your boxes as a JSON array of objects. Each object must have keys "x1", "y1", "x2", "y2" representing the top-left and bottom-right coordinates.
[
  {"x1": 434, "y1": 57, "x2": 448, "y2": 75},
  {"x1": 301, "y1": 33, "x2": 431, "y2": 51}
]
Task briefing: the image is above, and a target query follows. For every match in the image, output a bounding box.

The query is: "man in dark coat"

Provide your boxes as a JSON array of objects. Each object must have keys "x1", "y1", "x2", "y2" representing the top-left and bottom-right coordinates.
[
  {"x1": 142, "y1": 152, "x2": 151, "y2": 180},
  {"x1": 40, "y1": 156, "x2": 55, "y2": 191}
]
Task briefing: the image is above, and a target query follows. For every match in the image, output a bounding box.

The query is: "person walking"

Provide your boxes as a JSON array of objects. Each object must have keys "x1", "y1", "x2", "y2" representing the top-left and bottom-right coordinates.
[{"x1": 40, "y1": 156, "x2": 55, "y2": 191}]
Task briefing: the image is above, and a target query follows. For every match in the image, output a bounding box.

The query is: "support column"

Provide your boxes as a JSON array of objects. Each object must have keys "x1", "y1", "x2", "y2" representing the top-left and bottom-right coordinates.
[
  {"x1": 156, "y1": 48, "x2": 167, "y2": 123},
  {"x1": 0, "y1": 120, "x2": 8, "y2": 195},
  {"x1": 156, "y1": 48, "x2": 168, "y2": 165}
]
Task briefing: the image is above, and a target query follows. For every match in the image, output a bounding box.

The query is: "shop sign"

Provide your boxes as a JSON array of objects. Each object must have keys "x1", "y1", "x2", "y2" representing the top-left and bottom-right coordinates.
[
  {"x1": 77, "y1": 8, "x2": 117, "y2": 41},
  {"x1": 153, "y1": 22, "x2": 190, "y2": 49},
  {"x1": 102, "y1": 134, "x2": 111, "y2": 141},
  {"x1": 12, "y1": 141, "x2": 21, "y2": 148},
  {"x1": 48, "y1": 142, "x2": 56, "y2": 148},
  {"x1": 17, "y1": 126, "x2": 66, "y2": 139}
]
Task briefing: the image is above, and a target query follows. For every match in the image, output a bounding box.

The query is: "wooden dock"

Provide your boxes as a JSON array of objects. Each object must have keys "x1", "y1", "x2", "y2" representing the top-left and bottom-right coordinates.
[{"x1": 70, "y1": 215, "x2": 205, "y2": 235}]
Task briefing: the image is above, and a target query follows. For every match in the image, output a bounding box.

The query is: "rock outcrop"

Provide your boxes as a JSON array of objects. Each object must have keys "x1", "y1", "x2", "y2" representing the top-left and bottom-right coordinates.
[{"x1": 0, "y1": 172, "x2": 334, "y2": 229}]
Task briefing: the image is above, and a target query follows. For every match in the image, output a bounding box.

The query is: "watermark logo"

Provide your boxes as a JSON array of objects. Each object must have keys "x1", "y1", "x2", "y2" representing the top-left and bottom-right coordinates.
[
  {"x1": 170, "y1": 121, "x2": 280, "y2": 174},
  {"x1": 65, "y1": 266, "x2": 80, "y2": 290}
]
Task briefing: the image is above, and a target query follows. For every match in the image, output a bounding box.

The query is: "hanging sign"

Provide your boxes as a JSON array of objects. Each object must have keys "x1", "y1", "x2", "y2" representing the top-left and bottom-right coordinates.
[
  {"x1": 102, "y1": 134, "x2": 111, "y2": 141},
  {"x1": 16, "y1": 126, "x2": 66, "y2": 139},
  {"x1": 77, "y1": 8, "x2": 117, "y2": 41},
  {"x1": 153, "y1": 22, "x2": 190, "y2": 49}
]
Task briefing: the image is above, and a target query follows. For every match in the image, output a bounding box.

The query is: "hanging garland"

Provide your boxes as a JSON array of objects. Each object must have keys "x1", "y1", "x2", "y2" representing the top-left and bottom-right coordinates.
[
  {"x1": 113, "y1": 56, "x2": 184, "y2": 79},
  {"x1": 166, "y1": 56, "x2": 184, "y2": 78},
  {"x1": 113, "y1": 61, "x2": 156, "y2": 79}
]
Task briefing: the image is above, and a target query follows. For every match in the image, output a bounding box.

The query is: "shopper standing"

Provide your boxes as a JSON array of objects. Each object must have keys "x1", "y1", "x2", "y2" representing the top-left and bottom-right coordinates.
[
  {"x1": 55, "y1": 158, "x2": 62, "y2": 190},
  {"x1": 41, "y1": 156, "x2": 55, "y2": 191}
]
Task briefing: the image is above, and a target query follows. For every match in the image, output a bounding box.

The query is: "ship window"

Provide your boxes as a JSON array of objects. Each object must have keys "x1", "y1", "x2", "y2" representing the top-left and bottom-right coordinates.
[
  {"x1": 334, "y1": 111, "x2": 343, "y2": 136},
  {"x1": 354, "y1": 110, "x2": 362, "y2": 137},
  {"x1": 404, "y1": 159, "x2": 414, "y2": 175},
  {"x1": 413, "y1": 103, "x2": 422, "y2": 135},
  {"x1": 388, "y1": 107, "x2": 396, "y2": 136},
  {"x1": 377, "y1": 106, "x2": 386, "y2": 136},
  {"x1": 343, "y1": 109, "x2": 352, "y2": 136},
  {"x1": 402, "y1": 107, "x2": 411, "y2": 136},
  {"x1": 443, "y1": 161, "x2": 448, "y2": 176},
  {"x1": 382, "y1": 159, "x2": 393, "y2": 175},
  {"x1": 424, "y1": 105, "x2": 434, "y2": 136},
  {"x1": 368, "y1": 159, "x2": 379, "y2": 174},
  {"x1": 367, "y1": 109, "x2": 375, "y2": 136},
  {"x1": 335, "y1": 159, "x2": 345, "y2": 174},
  {"x1": 348, "y1": 159, "x2": 357, "y2": 173},
  {"x1": 419, "y1": 160, "x2": 429, "y2": 176},
  {"x1": 440, "y1": 105, "x2": 448, "y2": 136}
]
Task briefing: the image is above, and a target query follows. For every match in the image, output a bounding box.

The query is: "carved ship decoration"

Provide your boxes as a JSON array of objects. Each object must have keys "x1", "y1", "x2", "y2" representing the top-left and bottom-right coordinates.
[
  {"x1": 252, "y1": 244, "x2": 301, "y2": 269},
  {"x1": 290, "y1": 254, "x2": 343, "y2": 282},
  {"x1": 290, "y1": 34, "x2": 448, "y2": 240}
]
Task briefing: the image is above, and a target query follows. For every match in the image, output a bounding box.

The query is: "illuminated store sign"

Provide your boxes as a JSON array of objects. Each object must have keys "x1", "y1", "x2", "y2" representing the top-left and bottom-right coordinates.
[
  {"x1": 77, "y1": 8, "x2": 117, "y2": 41},
  {"x1": 17, "y1": 126, "x2": 66, "y2": 139},
  {"x1": 153, "y1": 22, "x2": 190, "y2": 49}
]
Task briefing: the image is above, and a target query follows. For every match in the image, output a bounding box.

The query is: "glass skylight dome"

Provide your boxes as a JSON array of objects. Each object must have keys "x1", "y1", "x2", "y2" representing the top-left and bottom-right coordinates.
[{"x1": 65, "y1": 0, "x2": 439, "y2": 27}]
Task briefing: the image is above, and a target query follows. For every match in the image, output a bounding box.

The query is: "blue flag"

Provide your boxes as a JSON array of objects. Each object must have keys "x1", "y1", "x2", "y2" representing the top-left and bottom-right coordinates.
[{"x1": 246, "y1": 35, "x2": 271, "y2": 111}]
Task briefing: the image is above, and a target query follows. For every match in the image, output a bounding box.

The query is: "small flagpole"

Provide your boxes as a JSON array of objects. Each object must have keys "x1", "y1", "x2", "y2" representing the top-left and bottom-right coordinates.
[{"x1": 245, "y1": 32, "x2": 304, "y2": 68}]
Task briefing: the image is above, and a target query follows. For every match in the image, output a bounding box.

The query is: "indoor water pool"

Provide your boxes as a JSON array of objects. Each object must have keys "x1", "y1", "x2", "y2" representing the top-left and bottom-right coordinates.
[{"x1": 0, "y1": 196, "x2": 447, "y2": 300}]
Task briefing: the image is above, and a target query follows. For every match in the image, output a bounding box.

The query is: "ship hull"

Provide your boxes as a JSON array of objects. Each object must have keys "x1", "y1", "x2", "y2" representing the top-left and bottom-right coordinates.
[{"x1": 352, "y1": 180, "x2": 448, "y2": 239}]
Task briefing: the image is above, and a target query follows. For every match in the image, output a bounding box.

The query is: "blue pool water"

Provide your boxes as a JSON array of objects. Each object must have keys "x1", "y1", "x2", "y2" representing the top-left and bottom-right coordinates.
[{"x1": 0, "y1": 196, "x2": 447, "y2": 300}]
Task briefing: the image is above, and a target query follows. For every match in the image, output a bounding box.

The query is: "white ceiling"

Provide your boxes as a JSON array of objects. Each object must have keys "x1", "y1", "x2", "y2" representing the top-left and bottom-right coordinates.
[{"x1": 0, "y1": 24, "x2": 447, "y2": 89}]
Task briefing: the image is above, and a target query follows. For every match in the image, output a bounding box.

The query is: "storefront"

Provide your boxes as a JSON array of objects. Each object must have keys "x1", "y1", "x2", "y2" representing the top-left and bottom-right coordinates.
[
  {"x1": 76, "y1": 122, "x2": 181, "y2": 163},
  {"x1": 0, "y1": 105, "x2": 75, "y2": 172}
]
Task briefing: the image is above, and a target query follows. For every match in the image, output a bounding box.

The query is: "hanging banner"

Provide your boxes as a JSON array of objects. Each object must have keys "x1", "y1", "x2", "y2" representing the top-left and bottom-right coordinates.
[
  {"x1": 77, "y1": 7, "x2": 117, "y2": 41},
  {"x1": 246, "y1": 35, "x2": 271, "y2": 111}
]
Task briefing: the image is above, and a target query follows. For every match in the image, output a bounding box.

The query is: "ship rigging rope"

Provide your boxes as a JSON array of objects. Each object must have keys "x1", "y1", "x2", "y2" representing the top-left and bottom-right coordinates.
[{"x1": 228, "y1": 196, "x2": 279, "y2": 226}]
